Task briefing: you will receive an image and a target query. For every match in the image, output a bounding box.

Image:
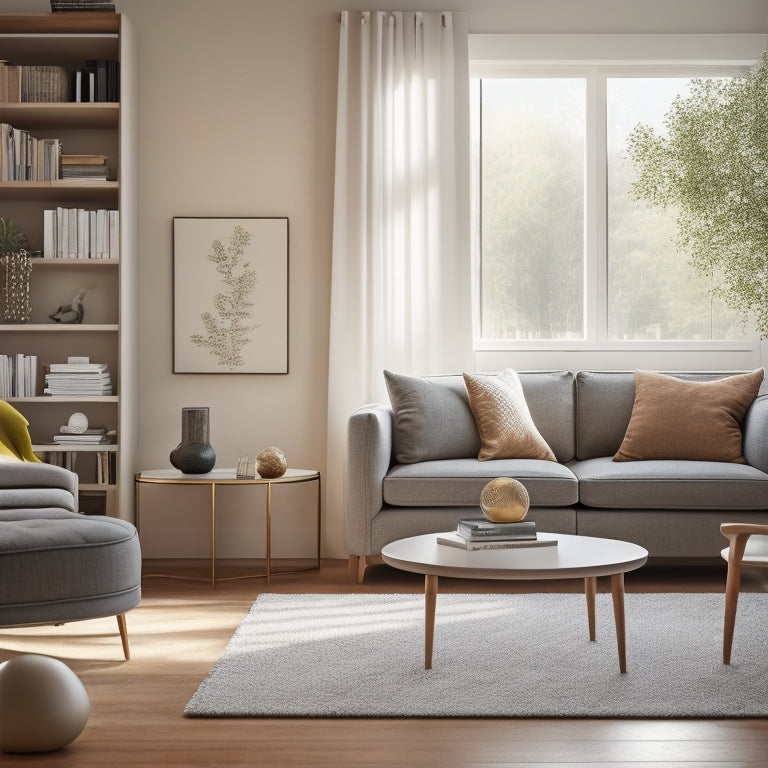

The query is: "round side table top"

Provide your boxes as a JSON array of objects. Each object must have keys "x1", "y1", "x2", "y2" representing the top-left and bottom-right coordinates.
[
  {"x1": 135, "y1": 468, "x2": 319, "y2": 484},
  {"x1": 381, "y1": 532, "x2": 648, "y2": 581}
]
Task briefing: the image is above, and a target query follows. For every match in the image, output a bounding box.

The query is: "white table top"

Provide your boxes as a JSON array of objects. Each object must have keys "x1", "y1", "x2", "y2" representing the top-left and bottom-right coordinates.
[
  {"x1": 135, "y1": 468, "x2": 319, "y2": 483},
  {"x1": 381, "y1": 532, "x2": 648, "y2": 581}
]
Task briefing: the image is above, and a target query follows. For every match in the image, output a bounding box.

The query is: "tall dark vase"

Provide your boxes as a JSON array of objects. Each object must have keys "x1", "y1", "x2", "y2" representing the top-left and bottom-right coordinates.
[{"x1": 170, "y1": 407, "x2": 216, "y2": 474}]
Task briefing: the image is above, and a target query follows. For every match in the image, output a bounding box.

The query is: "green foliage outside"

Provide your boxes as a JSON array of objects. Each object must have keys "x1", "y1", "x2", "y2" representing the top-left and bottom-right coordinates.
[{"x1": 627, "y1": 53, "x2": 768, "y2": 336}]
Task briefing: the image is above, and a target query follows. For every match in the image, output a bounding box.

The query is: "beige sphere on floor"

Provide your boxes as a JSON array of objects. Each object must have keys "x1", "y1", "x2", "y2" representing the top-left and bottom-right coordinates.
[
  {"x1": 480, "y1": 477, "x2": 530, "y2": 522},
  {"x1": 0, "y1": 654, "x2": 90, "y2": 754}
]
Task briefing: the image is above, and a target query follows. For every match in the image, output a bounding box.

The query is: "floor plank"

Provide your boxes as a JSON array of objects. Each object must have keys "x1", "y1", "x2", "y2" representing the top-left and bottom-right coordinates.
[{"x1": 0, "y1": 559, "x2": 767, "y2": 767}]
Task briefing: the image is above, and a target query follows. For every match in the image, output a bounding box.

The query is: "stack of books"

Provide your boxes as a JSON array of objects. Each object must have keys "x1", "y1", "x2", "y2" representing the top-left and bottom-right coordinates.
[
  {"x1": 51, "y1": 1, "x2": 116, "y2": 12},
  {"x1": 44, "y1": 361, "x2": 112, "y2": 396},
  {"x1": 52, "y1": 426, "x2": 114, "y2": 445},
  {"x1": 61, "y1": 154, "x2": 110, "y2": 182},
  {"x1": 437, "y1": 517, "x2": 557, "y2": 550},
  {"x1": 0, "y1": 353, "x2": 37, "y2": 397}
]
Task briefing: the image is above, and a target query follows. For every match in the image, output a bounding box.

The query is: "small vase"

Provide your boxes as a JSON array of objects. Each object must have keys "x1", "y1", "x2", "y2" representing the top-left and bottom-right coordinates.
[{"x1": 170, "y1": 407, "x2": 216, "y2": 474}]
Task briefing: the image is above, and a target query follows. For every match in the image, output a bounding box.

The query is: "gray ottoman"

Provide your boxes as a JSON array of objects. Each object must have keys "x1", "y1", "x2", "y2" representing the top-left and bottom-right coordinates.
[{"x1": 0, "y1": 508, "x2": 142, "y2": 660}]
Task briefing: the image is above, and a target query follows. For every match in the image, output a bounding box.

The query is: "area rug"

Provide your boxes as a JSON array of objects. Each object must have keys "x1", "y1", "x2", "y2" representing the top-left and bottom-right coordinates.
[{"x1": 184, "y1": 592, "x2": 767, "y2": 718}]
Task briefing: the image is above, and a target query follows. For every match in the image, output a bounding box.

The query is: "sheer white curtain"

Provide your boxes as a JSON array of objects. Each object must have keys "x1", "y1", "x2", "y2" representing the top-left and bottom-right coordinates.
[{"x1": 326, "y1": 10, "x2": 474, "y2": 556}]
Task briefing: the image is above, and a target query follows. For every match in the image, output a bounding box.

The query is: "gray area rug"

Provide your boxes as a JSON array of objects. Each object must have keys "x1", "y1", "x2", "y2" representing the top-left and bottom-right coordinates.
[{"x1": 184, "y1": 592, "x2": 767, "y2": 718}]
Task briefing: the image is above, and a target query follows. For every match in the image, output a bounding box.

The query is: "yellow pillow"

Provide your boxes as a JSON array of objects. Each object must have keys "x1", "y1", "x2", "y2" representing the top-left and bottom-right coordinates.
[
  {"x1": 0, "y1": 400, "x2": 41, "y2": 462},
  {"x1": 614, "y1": 369, "x2": 764, "y2": 463},
  {"x1": 463, "y1": 369, "x2": 556, "y2": 462}
]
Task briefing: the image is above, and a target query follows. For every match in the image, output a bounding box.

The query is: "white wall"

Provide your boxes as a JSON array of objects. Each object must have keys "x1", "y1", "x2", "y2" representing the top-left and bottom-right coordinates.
[{"x1": 4, "y1": 0, "x2": 767, "y2": 559}]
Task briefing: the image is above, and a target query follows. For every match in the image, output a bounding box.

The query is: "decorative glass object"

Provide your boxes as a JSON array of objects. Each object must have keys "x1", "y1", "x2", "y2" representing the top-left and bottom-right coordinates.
[
  {"x1": 169, "y1": 407, "x2": 216, "y2": 474},
  {"x1": 256, "y1": 446, "x2": 287, "y2": 478},
  {"x1": 235, "y1": 454, "x2": 256, "y2": 479},
  {"x1": 480, "y1": 477, "x2": 530, "y2": 522},
  {"x1": 0, "y1": 250, "x2": 31, "y2": 323}
]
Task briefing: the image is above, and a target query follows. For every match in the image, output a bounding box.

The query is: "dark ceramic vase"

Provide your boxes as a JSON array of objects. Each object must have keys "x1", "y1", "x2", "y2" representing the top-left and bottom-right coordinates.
[{"x1": 170, "y1": 407, "x2": 216, "y2": 474}]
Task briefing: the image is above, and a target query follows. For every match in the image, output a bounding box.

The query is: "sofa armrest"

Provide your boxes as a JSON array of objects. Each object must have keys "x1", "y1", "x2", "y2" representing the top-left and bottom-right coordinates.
[
  {"x1": 344, "y1": 404, "x2": 394, "y2": 556},
  {"x1": 743, "y1": 395, "x2": 768, "y2": 474},
  {"x1": 0, "y1": 462, "x2": 78, "y2": 513}
]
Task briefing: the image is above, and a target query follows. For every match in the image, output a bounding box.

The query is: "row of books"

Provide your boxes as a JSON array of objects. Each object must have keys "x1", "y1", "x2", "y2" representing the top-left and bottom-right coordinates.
[
  {"x1": 0, "y1": 59, "x2": 119, "y2": 103},
  {"x1": 437, "y1": 518, "x2": 557, "y2": 551},
  {"x1": 1, "y1": 123, "x2": 61, "y2": 181},
  {"x1": 51, "y1": 0, "x2": 116, "y2": 13},
  {"x1": 0, "y1": 353, "x2": 38, "y2": 398},
  {"x1": 0, "y1": 63, "x2": 69, "y2": 103},
  {"x1": 44, "y1": 361, "x2": 112, "y2": 396},
  {"x1": 43, "y1": 207, "x2": 119, "y2": 260},
  {"x1": 38, "y1": 448, "x2": 115, "y2": 486}
]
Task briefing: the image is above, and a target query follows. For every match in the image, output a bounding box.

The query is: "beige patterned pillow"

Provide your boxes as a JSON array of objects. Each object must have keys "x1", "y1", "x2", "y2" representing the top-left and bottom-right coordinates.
[{"x1": 463, "y1": 369, "x2": 557, "y2": 462}]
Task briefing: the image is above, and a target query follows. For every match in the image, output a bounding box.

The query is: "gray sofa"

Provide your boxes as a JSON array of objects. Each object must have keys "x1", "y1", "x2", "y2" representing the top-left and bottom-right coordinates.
[
  {"x1": 345, "y1": 370, "x2": 768, "y2": 582},
  {"x1": 0, "y1": 462, "x2": 142, "y2": 659}
]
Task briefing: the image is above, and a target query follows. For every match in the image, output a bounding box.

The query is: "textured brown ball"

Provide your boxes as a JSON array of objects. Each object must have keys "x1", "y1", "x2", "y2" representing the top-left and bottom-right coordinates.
[
  {"x1": 256, "y1": 447, "x2": 287, "y2": 478},
  {"x1": 480, "y1": 477, "x2": 529, "y2": 522}
]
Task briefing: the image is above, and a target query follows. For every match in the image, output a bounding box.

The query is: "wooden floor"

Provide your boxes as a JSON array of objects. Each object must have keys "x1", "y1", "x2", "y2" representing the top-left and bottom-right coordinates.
[{"x1": 1, "y1": 558, "x2": 768, "y2": 767}]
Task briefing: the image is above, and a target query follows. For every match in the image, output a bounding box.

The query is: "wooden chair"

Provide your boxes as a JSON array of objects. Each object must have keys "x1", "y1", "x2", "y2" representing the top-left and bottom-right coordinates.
[{"x1": 720, "y1": 523, "x2": 768, "y2": 664}]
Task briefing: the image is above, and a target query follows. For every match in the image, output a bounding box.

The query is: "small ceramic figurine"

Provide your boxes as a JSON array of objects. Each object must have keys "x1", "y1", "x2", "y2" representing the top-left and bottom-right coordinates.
[{"x1": 49, "y1": 288, "x2": 86, "y2": 323}]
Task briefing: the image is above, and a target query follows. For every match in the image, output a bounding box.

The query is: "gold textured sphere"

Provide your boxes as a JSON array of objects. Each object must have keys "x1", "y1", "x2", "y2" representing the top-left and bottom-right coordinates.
[
  {"x1": 256, "y1": 447, "x2": 287, "y2": 479},
  {"x1": 480, "y1": 477, "x2": 529, "y2": 522}
]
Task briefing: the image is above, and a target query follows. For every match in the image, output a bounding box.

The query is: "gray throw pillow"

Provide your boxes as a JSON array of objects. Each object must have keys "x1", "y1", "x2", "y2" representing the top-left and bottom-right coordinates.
[{"x1": 384, "y1": 370, "x2": 481, "y2": 464}]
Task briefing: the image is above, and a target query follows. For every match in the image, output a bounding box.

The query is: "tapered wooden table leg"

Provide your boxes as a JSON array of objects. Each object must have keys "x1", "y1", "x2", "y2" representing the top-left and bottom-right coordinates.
[
  {"x1": 585, "y1": 576, "x2": 597, "y2": 641},
  {"x1": 424, "y1": 574, "x2": 438, "y2": 670},
  {"x1": 611, "y1": 572, "x2": 627, "y2": 674}
]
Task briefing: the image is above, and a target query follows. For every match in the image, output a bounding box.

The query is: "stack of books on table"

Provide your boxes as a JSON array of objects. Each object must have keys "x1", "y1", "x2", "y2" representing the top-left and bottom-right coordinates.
[
  {"x1": 44, "y1": 361, "x2": 112, "y2": 396},
  {"x1": 437, "y1": 518, "x2": 557, "y2": 550}
]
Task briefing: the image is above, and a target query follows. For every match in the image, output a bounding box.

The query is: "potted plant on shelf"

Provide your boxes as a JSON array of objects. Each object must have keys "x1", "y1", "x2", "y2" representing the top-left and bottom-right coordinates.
[{"x1": 0, "y1": 217, "x2": 31, "y2": 323}]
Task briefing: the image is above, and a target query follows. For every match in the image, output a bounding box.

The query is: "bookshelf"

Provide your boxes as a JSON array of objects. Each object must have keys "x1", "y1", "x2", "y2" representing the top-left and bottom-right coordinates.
[{"x1": 0, "y1": 12, "x2": 137, "y2": 520}]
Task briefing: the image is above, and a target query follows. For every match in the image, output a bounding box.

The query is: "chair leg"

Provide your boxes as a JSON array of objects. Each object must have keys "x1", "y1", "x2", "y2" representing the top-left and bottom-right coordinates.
[
  {"x1": 116, "y1": 613, "x2": 130, "y2": 661},
  {"x1": 723, "y1": 536, "x2": 750, "y2": 665}
]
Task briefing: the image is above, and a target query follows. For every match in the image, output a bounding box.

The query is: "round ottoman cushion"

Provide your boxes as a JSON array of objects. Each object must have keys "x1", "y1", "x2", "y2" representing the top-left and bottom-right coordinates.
[{"x1": 0, "y1": 509, "x2": 141, "y2": 626}]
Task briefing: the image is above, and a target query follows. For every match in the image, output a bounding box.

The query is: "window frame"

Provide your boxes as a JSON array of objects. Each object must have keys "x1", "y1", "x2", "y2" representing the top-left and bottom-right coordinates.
[{"x1": 469, "y1": 34, "x2": 766, "y2": 361}]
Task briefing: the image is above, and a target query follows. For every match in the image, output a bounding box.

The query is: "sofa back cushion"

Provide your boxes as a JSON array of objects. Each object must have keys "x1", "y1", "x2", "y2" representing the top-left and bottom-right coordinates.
[
  {"x1": 575, "y1": 370, "x2": 763, "y2": 460},
  {"x1": 384, "y1": 369, "x2": 576, "y2": 464}
]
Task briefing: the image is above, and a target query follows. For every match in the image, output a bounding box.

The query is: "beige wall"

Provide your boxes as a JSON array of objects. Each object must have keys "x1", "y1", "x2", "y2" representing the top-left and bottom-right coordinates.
[{"x1": 3, "y1": 0, "x2": 767, "y2": 558}]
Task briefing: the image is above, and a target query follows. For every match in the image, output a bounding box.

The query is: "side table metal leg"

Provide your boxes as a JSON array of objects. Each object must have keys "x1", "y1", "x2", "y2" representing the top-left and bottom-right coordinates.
[
  {"x1": 210, "y1": 483, "x2": 216, "y2": 588},
  {"x1": 266, "y1": 481, "x2": 272, "y2": 587}
]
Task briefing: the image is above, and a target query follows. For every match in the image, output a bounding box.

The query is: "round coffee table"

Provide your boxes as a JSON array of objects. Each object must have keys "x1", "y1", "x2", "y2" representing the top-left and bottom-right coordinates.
[{"x1": 381, "y1": 532, "x2": 648, "y2": 673}]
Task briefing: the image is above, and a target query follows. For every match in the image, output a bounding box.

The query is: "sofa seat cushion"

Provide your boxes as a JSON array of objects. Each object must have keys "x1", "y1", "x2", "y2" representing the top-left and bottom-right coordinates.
[
  {"x1": 382, "y1": 459, "x2": 578, "y2": 507},
  {"x1": 572, "y1": 457, "x2": 768, "y2": 510}
]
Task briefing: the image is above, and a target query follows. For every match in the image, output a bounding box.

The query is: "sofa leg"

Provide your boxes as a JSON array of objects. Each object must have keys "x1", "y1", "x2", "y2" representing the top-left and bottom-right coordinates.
[
  {"x1": 348, "y1": 555, "x2": 360, "y2": 581},
  {"x1": 116, "y1": 613, "x2": 130, "y2": 661}
]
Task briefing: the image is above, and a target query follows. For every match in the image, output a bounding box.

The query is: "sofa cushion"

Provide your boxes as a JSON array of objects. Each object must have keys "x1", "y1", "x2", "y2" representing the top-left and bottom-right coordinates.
[
  {"x1": 517, "y1": 370, "x2": 575, "y2": 462},
  {"x1": 572, "y1": 456, "x2": 768, "y2": 510},
  {"x1": 384, "y1": 370, "x2": 481, "y2": 464},
  {"x1": 614, "y1": 369, "x2": 763, "y2": 463},
  {"x1": 463, "y1": 369, "x2": 557, "y2": 462},
  {"x1": 575, "y1": 370, "x2": 763, "y2": 461},
  {"x1": 383, "y1": 458, "x2": 578, "y2": 507}
]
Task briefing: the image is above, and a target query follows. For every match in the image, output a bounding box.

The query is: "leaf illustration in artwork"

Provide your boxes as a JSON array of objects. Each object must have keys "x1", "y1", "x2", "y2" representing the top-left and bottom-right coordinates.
[{"x1": 190, "y1": 225, "x2": 261, "y2": 369}]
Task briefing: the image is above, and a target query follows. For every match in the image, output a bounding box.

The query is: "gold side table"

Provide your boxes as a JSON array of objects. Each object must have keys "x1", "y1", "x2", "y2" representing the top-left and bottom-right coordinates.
[{"x1": 134, "y1": 468, "x2": 321, "y2": 587}]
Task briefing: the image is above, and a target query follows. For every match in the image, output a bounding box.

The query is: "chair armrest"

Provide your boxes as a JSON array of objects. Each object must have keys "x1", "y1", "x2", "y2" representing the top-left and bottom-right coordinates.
[
  {"x1": 720, "y1": 522, "x2": 768, "y2": 564},
  {"x1": 344, "y1": 404, "x2": 394, "y2": 556},
  {"x1": 0, "y1": 462, "x2": 78, "y2": 513},
  {"x1": 742, "y1": 395, "x2": 768, "y2": 472}
]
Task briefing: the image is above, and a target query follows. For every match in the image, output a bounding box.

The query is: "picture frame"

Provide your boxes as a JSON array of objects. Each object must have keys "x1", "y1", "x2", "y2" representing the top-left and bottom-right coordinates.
[{"x1": 173, "y1": 217, "x2": 289, "y2": 374}]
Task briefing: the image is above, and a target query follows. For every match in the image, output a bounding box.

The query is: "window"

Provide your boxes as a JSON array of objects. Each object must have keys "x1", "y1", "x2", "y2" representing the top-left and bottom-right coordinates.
[{"x1": 470, "y1": 35, "x2": 763, "y2": 353}]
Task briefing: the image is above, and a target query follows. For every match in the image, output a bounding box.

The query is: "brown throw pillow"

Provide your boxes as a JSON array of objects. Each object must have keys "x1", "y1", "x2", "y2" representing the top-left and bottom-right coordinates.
[
  {"x1": 463, "y1": 369, "x2": 557, "y2": 462},
  {"x1": 613, "y1": 369, "x2": 764, "y2": 463}
]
